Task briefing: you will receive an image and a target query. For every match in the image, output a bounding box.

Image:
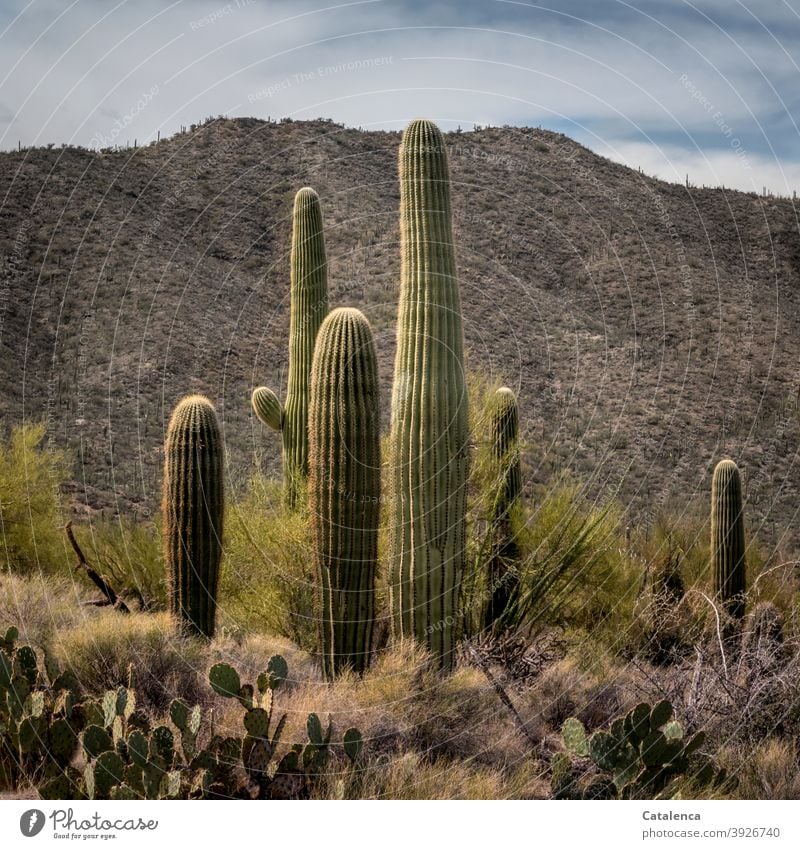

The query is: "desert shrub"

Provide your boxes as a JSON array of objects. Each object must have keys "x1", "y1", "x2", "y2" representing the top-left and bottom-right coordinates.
[
  {"x1": 0, "y1": 423, "x2": 71, "y2": 574},
  {"x1": 76, "y1": 517, "x2": 165, "y2": 610},
  {"x1": 52, "y1": 611, "x2": 205, "y2": 712},
  {"x1": 510, "y1": 479, "x2": 637, "y2": 639},
  {"x1": 627, "y1": 523, "x2": 708, "y2": 665},
  {"x1": 221, "y1": 474, "x2": 316, "y2": 649},
  {"x1": 628, "y1": 588, "x2": 708, "y2": 667}
]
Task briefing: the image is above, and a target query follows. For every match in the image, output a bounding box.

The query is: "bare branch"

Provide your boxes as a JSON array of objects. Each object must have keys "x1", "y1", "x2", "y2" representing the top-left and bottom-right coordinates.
[{"x1": 65, "y1": 522, "x2": 130, "y2": 613}]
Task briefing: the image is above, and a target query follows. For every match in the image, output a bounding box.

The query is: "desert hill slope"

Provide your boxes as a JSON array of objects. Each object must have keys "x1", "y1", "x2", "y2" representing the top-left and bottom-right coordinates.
[{"x1": 1, "y1": 117, "x2": 799, "y2": 545}]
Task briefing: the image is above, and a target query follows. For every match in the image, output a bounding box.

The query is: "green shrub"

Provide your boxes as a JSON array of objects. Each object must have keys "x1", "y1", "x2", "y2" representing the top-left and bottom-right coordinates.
[
  {"x1": 508, "y1": 479, "x2": 637, "y2": 638},
  {"x1": 221, "y1": 474, "x2": 316, "y2": 649},
  {"x1": 0, "y1": 423, "x2": 71, "y2": 574},
  {"x1": 78, "y1": 517, "x2": 165, "y2": 610}
]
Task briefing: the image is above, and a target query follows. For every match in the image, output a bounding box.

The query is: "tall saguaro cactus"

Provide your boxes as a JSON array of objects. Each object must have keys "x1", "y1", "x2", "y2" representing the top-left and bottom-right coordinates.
[
  {"x1": 163, "y1": 394, "x2": 224, "y2": 638},
  {"x1": 389, "y1": 118, "x2": 469, "y2": 671},
  {"x1": 484, "y1": 386, "x2": 522, "y2": 629},
  {"x1": 309, "y1": 308, "x2": 380, "y2": 679},
  {"x1": 711, "y1": 458, "x2": 746, "y2": 621},
  {"x1": 252, "y1": 187, "x2": 328, "y2": 505}
]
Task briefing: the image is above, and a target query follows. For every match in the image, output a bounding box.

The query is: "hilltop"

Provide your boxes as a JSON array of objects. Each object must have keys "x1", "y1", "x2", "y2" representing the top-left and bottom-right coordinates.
[{"x1": 1, "y1": 117, "x2": 799, "y2": 546}]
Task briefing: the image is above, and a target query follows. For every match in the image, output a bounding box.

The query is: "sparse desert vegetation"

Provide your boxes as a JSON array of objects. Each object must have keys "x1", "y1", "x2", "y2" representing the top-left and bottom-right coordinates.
[{"x1": 1, "y1": 118, "x2": 799, "y2": 801}]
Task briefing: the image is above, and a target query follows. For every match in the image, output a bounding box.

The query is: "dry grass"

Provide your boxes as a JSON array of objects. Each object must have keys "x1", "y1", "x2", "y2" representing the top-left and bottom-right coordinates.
[
  {"x1": 52, "y1": 611, "x2": 206, "y2": 712},
  {"x1": 2, "y1": 557, "x2": 799, "y2": 798},
  {"x1": 0, "y1": 572, "x2": 86, "y2": 646},
  {"x1": 723, "y1": 739, "x2": 800, "y2": 800}
]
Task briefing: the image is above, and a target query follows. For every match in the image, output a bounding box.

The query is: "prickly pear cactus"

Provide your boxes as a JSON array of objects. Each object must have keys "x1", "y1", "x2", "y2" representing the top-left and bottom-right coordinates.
[
  {"x1": 1, "y1": 635, "x2": 364, "y2": 800},
  {"x1": 163, "y1": 394, "x2": 224, "y2": 638},
  {"x1": 556, "y1": 700, "x2": 728, "y2": 799},
  {"x1": 388, "y1": 118, "x2": 469, "y2": 671}
]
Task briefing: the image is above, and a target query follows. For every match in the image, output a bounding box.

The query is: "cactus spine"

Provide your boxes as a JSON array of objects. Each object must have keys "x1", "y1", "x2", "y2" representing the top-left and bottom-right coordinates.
[
  {"x1": 252, "y1": 187, "x2": 328, "y2": 505},
  {"x1": 163, "y1": 395, "x2": 224, "y2": 638},
  {"x1": 484, "y1": 386, "x2": 522, "y2": 629},
  {"x1": 711, "y1": 458, "x2": 746, "y2": 621},
  {"x1": 389, "y1": 118, "x2": 469, "y2": 670},
  {"x1": 309, "y1": 308, "x2": 380, "y2": 679}
]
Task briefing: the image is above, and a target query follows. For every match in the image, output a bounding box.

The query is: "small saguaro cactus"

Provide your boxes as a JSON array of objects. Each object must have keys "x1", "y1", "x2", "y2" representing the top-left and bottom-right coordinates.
[
  {"x1": 388, "y1": 118, "x2": 469, "y2": 671},
  {"x1": 484, "y1": 386, "x2": 522, "y2": 629},
  {"x1": 163, "y1": 394, "x2": 224, "y2": 638},
  {"x1": 710, "y1": 458, "x2": 746, "y2": 621},
  {"x1": 252, "y1": 187, "x2": 328, "y2": 506},
  {"x1": 308, "y1": 308, "x2": 380, "y2": 679}
]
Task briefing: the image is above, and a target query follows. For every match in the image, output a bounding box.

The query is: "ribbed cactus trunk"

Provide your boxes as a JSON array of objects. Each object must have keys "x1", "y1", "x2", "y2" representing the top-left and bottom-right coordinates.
[
  {"x1": 484, "y1": 387, "x2": 522, "y2": 629},
  {"x1": 284, "y1": 187, "x2": 328, "y2": 504},
  {"x1": 251, "y1": 187, "x2": 328, "y2": 507},
  {"x1": 711, "y1": 458, "x2": 746, "y2": 621},
  {"x1": 163, "y1": 395, "x2": 224, "y2": 638},
  {"x1": 389, "y1": 118, "x2": 469, "y2": 671},
  {"x1": 309, "y1": 308, "x2": 380, "y2": 679}
]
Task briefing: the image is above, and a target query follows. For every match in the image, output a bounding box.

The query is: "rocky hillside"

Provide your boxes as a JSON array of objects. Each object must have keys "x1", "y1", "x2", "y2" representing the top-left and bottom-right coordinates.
[{"x1": 1, "y1": 117, "x2": 798, "y2": 545}]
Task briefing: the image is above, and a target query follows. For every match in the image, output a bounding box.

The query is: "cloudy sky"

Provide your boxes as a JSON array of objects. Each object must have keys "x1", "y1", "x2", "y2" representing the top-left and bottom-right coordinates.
[{"x1": 1, "y1": 0, "x2": 798, "y2": 193}]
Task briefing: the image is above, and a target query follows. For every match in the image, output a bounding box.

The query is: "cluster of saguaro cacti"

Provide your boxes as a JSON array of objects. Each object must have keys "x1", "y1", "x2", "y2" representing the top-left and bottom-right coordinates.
[
  {"x1": 308, "y1": 308, "x2": 380, "y2": 679},
  {"x1": 162, "y1": 394, "x2": 224, "y2": 638},
  {"x1": 388, "y1": 118, "x2": 469, "y2": 671},
  {"x1": 484, "y1": 386, "x2": 522, "y2": 629},
  {"x1": 253, "y1": 187, "x2": 329, "y2": 506},
  {"x1": 710, "y1": 458, "x2": 746, "y2": 621},
  {"x1": 107, "y1": 119, "x2": 788, "y2": 707}
]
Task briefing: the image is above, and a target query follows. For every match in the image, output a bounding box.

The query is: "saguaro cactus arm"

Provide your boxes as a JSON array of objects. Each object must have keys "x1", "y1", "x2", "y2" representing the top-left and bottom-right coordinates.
[{"x1": 251, "y1": 386, "x2": 283, "y2": 432}]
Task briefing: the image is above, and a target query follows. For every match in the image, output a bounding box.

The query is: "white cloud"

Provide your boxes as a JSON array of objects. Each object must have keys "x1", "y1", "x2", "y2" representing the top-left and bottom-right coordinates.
[
  {"x1": 0, "y1": 0, "x2": 796, "y2": 194},
  {"x1": 596, "y1": 138, "x2": 800, "y2": 196}
]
